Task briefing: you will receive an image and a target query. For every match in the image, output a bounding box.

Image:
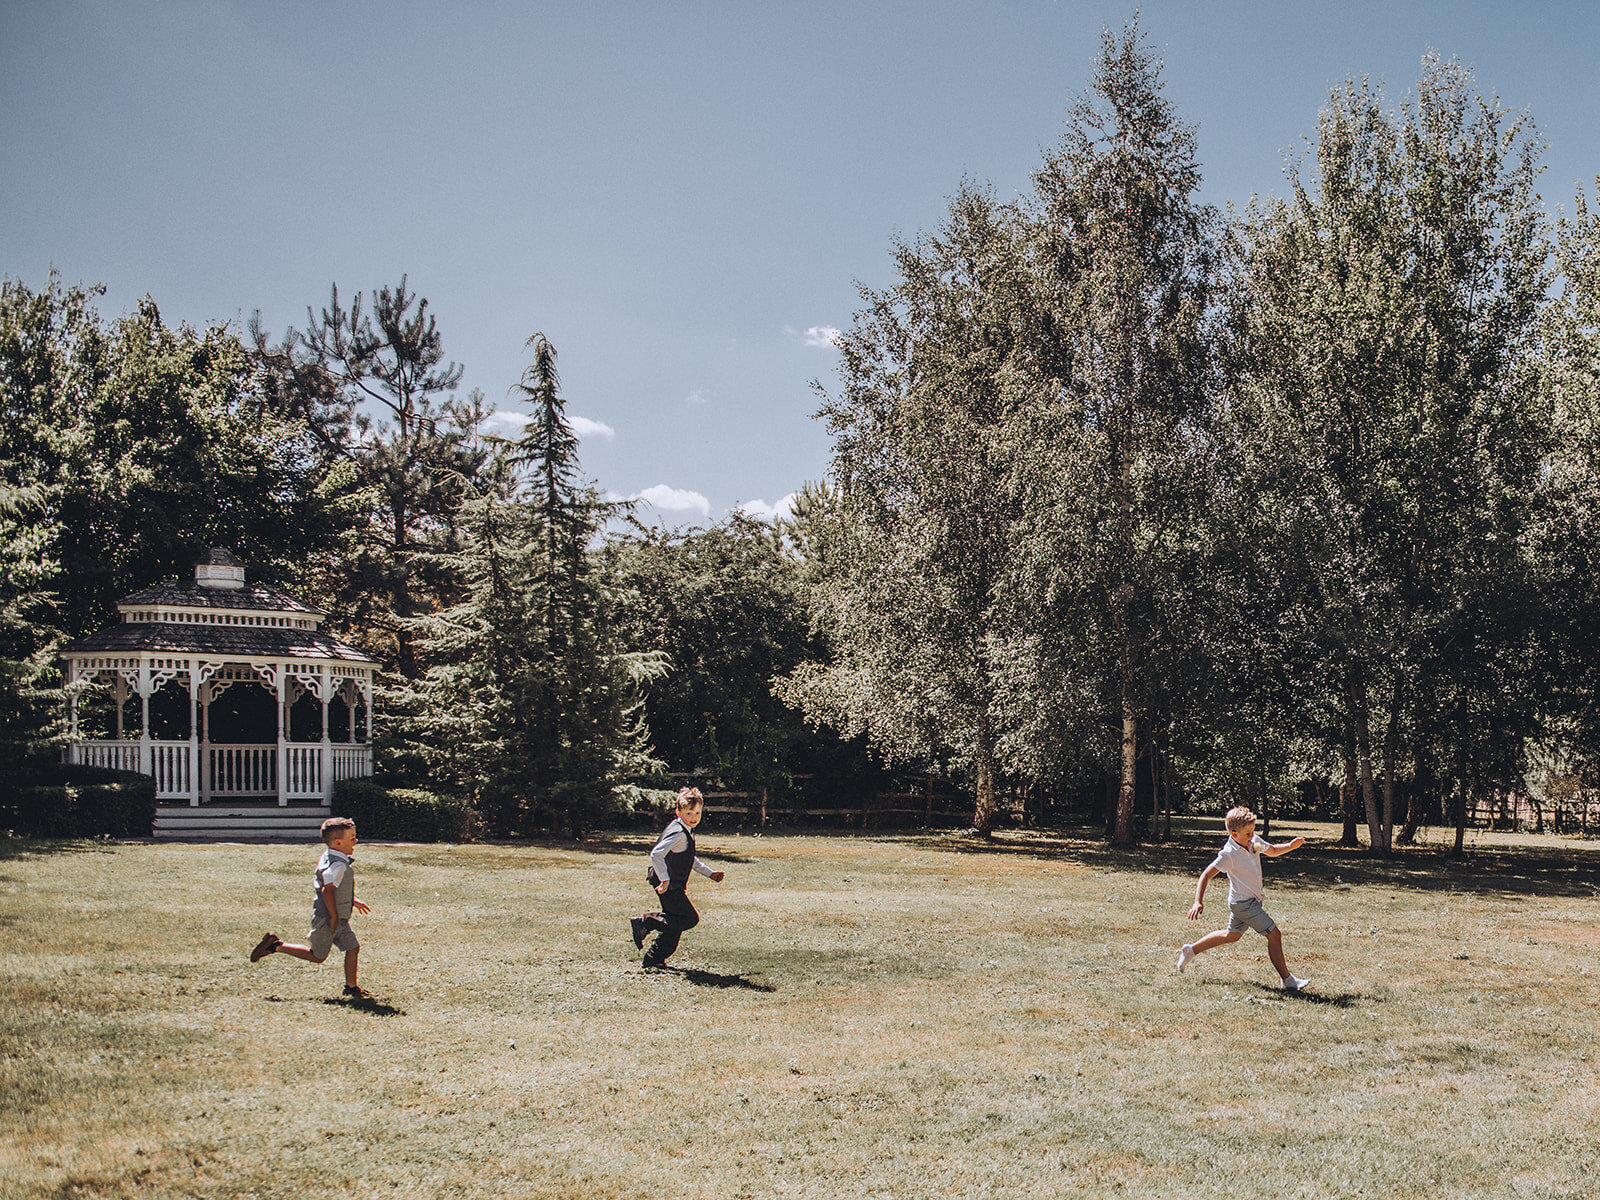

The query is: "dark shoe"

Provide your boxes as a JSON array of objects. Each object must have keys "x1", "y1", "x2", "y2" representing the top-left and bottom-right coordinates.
[
  {"x1": 250, "y1": 932, "x2": 281, "y2": 962},
  {"x1": 630, "y1": 916, "x2": 647, "y2": 950},
  {"x1": 343, "y1": 984, "x2": 371, "y2": 1000}
]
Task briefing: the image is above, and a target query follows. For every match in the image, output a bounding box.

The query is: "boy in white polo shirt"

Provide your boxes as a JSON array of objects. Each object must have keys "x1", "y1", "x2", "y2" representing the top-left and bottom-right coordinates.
[
  {"x1": 249, "y1": 816, "x2": 372, "y2": 999},
  {"x1": 1177, "y1": 806, "x2": 1309, "y2": 991}
]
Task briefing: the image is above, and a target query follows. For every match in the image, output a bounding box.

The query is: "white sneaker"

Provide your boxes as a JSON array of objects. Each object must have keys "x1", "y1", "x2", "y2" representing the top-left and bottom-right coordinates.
[
  {"x1": 1281, "y1": 974, "x2": 1309, "y2": 992},
  {"x1": 1177, "y1": 944, "x2": 1194, "y2": 973}
]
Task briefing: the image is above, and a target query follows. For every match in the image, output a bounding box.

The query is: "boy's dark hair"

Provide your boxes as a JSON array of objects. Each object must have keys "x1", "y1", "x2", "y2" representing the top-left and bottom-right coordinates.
[
  {"x1": 676, "y1": 787, "x2": 704, "y2": 811},
  {"x1": 320, "y1": 816, "x2": 356, "y2": 842}
]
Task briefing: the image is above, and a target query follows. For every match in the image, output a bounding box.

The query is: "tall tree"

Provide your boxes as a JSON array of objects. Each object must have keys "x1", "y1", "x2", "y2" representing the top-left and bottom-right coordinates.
[
  {"x1": 1014, "y1": 19, "x2": 1219, "y2": 845},
  {"x1": 780, "y1": 183, "x2": 1037, "y2": 833},
  {"x1": 396, "y1": 335, "x2": 663, "y2": 835},
  {"x1": 1229, "y1": 58, "x2": 1549, "y2": 853},
  {"x1": 265, "y1": 278, "x2": 488, "y2": 676}
]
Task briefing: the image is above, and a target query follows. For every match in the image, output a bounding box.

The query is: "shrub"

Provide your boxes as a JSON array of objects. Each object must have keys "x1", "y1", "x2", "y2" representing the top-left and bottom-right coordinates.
[
  {"x1": 332, "y1": 778, "x2": 473, "y2": 842},
  {"x1": 1, "y1": 766, "x2": 156, "y2": 838}
]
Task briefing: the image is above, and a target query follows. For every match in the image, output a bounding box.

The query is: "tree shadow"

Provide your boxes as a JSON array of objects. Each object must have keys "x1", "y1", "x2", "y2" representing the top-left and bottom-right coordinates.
[
  {"x1": 0, "y1": 837, "x2": 124, "y2": 862},
  {"x1": 645, "y1": 965, "x2": 776, "y2": 992},
  {"x1": 890, "y1": 825, "x2": 1600, "y2": 900}
]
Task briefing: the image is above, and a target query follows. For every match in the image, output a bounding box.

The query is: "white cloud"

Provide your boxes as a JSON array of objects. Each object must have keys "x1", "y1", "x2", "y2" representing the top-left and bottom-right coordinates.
[
  {"x1": 736, "y1": 493, "x2": 798, "y2": 522},
  {"x1": 686, "y1": 388, "x2": 712, "y2": 406},
  {"x1": 634, "y1": 484, "x2": 711, "y2": 517},
  {"x1": 483, "y1": 410, "x2": 614, "y2": 439},
  {"x1": 785, "y1": 324, "x2": 842, "y2": 349}
]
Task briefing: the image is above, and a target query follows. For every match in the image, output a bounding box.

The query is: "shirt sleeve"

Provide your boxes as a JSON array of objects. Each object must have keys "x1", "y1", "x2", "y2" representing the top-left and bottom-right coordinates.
[
  {"x1": 692, "y1": 857, "x2": 716, "y2": 878},
  {"x1": 320, "y1": 859, "x2": 347, "y2": 890},
  {"x1": 1252, "y1": 834, "x2": 1269, "y2": 853},
  {"x1": 1206, "y1": 851, "x2": 1226, "y2": 875},
  {"x1": 649, "y1": 826, "x2": 685, "y2": 881}
]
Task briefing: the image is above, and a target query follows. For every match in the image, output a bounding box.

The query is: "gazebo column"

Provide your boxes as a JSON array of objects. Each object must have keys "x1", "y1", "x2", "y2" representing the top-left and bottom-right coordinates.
[
  {"x1": 320, "y1": 669, "x2": 333, "y2": 803},
  {"x1": 137, "y1": 662, "x2": 152, "y2": 777},
  {"x1": 114, "y1": 675, "x2": 126, "y2": 740},
  {"x1": 276, "y1": 667, "x2": 288, "y2": 807},
  {"x1": 187, "y1": 664, "x2": 202, "y2": 807}
]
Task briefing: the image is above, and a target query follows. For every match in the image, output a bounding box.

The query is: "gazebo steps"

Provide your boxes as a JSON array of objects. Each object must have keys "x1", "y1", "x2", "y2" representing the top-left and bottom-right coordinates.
[{"x1": 153, "y1": 802, "x2": 331, "y2": 842}]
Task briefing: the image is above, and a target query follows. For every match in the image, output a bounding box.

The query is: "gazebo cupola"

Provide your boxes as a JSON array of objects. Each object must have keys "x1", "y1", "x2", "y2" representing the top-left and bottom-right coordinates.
[{"x1": 60, "y1": 549, "x2": 378, "y2": 809}]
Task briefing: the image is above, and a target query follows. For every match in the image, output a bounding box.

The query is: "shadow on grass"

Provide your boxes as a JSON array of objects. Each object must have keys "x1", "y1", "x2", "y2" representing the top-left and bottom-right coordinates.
[
  {"x1": 0, "y1": 837, "x2": 123, "y2": 862},
  {"x1": 262, "y1": 992, "x2": 404, "y2": 1016},
  {"x1": 886, "y1": 824, "x2": 1600, "y2": 901},
  {"x1": 1253, "y1": 982, "x2": 1372, "y2": 1009},
  {"x1": 646, "y1": 965, "x2": 776, "y2": 992}
]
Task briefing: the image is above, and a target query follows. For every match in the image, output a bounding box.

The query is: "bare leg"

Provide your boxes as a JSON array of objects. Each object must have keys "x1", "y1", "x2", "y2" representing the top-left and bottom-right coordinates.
[
  {"x1": 273, "y1": 943, "x2": 326, "y2": 964},
  {"x1": 1266, "y1": 928, "x2": 1291, "y2": 978},
  {"x1": 343, "y1": 946, "x2": 359, "y2": 989},
  {"x1": 1189, "y1": 928, "x2": 1242, "y2": 956}
]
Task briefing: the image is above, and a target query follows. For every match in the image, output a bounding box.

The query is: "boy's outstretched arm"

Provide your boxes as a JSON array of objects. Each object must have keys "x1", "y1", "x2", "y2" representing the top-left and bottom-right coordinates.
[
  {"x1": 353, "y1": 897, "x2": 371, "y2": 914},
  {"x1": 1263, "y1": 836, "x2": 1306, "y2": 857},
  {"x1": 1187, "y1": 865, "x2": 1219, "y2": 920}
]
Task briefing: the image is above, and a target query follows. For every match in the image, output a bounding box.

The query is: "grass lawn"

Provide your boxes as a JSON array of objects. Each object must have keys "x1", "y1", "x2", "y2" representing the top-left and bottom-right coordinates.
[{"x1": 3, "y1": 818, "x2": 1600, "y2": 1199}]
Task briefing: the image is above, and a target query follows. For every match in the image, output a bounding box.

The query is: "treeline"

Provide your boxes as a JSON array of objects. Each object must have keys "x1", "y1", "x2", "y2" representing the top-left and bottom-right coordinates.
[
  {"x1": 7, "y1": 23, "x2": 1600, "y2": 851},
  {"x1": 783, "y1": 26, "x2": 1600, "y2": 852}
]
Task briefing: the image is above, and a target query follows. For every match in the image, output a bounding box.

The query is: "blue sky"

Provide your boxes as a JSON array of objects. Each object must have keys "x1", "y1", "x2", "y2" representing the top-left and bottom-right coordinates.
[{"x1": 4, "y1": 1, "x2": 1598, "y2": 525}]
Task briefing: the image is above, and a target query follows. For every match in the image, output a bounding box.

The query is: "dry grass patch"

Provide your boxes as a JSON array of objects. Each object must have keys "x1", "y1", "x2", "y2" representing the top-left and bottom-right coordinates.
[{"x1": 2, "y1": 821, "x2": 1600, "y2": 1198}]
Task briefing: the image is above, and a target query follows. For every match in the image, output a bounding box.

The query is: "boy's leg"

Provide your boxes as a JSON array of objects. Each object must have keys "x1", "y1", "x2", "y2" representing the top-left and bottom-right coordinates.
[
  {"x1": 642, "y1": 889, "x2": 699, "y2": 967},
  {"x1": 1189, "y1": 929, "x2": 1242, "y2": 956},
  {"x1": 344, "y1": 945, "x2": 359, "y2": 989},
  {"x1": 273, "y1": 943, "x2": 327, "y2": 963},
  {"x1": 1265, "y1": 928, "x2": 1290, "y2": 978}
]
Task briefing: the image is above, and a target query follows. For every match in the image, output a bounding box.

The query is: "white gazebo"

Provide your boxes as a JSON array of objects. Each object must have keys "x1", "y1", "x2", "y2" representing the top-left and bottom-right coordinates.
[{"x1": 60, "y1": 549, "x2": 378, "y2": 837}]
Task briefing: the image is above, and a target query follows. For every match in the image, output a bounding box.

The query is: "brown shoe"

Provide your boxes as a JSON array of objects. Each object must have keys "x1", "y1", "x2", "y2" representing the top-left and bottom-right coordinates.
[{"x1": 250, "y1": 932, "x2": 281, "y2": 962}]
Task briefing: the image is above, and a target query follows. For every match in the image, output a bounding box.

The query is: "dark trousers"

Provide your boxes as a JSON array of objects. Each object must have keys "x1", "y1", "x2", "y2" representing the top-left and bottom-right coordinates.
[{"x1": 640, "y1": 886, "x2": 699, "y2": 966}]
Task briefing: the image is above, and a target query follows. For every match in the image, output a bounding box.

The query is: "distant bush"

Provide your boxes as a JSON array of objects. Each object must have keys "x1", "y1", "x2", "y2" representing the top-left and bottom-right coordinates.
[
  {"x1": 1, "y1": 765, "x2": 156, "y2": 838},
  {"x1": 333, "y1": 778, "x2": 473, "y2": 842}
]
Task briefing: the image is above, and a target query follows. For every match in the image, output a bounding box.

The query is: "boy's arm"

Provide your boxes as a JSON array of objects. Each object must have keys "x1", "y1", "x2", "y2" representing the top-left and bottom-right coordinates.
[
  {"x1": 353, "y1": 896, "x2": 371, "y2": 914},
  {"x1": 1263, "y1": 837, "x2": 1306, "y2": 857},
  {"x1": 692, "y1": 857, "x2": 725, "y2": 883},
  {"x1": 321, "y1": 882, "x2": 341, "y2": 931},
  {"x1": 1187, "y1": 865, "x2": 1219, "y2": 920}
]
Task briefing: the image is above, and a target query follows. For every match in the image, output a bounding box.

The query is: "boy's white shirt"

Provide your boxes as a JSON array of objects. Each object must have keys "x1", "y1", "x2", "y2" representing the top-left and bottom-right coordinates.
[{"x1": 1207, "y1": 833, "x2": 1269, "y2": 905}]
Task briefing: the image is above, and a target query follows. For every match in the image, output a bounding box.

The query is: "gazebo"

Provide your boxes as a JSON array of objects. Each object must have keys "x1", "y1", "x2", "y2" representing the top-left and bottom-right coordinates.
[{"x1": 60, "y1": 549, "x2": 378, "y2": 837}]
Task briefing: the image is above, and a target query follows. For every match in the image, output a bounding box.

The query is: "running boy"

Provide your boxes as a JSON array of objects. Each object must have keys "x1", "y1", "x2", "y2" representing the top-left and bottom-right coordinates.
[
  {"x1": 250, "y1": 816, "x2": 372, "y2": 998},
  {"x1": 630, "y1": 787, "x2": 724, "y2": 968},
  {"x1": 1177, "y1": 806, "x2": 1309, "y2": 991}
]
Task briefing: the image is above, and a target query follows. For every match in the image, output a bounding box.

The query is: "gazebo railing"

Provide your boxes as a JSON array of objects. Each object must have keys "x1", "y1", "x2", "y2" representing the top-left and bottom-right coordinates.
[
  {"x1": 64, "y1": 738, "x2": 373, "y2": 802},
  {"x1": 209, "y1": 744, "x2": 277, "y2": 796},
  {"x1": 332, "y1": 745, "x2": 373, "y2": 782}
]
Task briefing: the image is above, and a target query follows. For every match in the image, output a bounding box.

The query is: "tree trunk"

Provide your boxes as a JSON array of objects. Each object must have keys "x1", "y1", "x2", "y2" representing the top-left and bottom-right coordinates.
[
  {"x1": 970, "y1": 711, "x2": 998, "y2": 836},
  {"x1": 1340, "y1": 746, "x2": 1361, "y2": 847},
  {"x1": 1351, "y1": 670, "x2": 1386, "y2": 854},
  {"x1": 1112, "y1": 698, "x2": 1138, "y2": 846},
  {"x1": 1380, "y1": 678, "x2": 1400, "y2": 851}
]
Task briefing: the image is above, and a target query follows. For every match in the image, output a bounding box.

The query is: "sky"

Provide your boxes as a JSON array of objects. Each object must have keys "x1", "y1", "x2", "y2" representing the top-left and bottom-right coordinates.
[{"x1": 4, "y1": 0, "x2": 1599, "y2": 526}]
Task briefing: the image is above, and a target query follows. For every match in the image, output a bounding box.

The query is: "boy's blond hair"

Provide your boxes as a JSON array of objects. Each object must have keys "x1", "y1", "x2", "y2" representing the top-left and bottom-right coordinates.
[
  {"x1": 320, "y1": 816, "x2": 356, "y2": 842},
  {"x1": 676, "y1": 787, "x2": 704, "y2": 811},
  {"x1": 1224, "y1": 806, "x2": 1257, "y2": 833}
]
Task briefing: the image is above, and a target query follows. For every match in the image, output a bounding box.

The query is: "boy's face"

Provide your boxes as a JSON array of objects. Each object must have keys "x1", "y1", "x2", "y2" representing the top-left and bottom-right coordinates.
[
  {"x1": 1229, "y1": 822, "x2": 1256, "y2": 848},
  {"x1": 326, "y1": 827, "x2": 357, "y2": 856},
  {"x1": 679, "y1": 803, "x2": 704, "y2": 828}
]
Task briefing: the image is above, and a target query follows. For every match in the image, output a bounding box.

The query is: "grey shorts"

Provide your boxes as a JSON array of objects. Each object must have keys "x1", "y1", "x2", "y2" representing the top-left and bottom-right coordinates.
[
  {"x1": 1227, "y1": 897, "x2": 1277, "y2": 936},
  {"x1": 308, "y1": 919, "x2": 360, "y2": 959}
]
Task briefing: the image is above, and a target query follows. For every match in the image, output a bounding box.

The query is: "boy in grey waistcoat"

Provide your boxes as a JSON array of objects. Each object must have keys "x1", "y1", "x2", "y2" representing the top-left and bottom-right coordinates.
[{"x1": 250, "y1": 816, "x2": 372, "y2": 998}]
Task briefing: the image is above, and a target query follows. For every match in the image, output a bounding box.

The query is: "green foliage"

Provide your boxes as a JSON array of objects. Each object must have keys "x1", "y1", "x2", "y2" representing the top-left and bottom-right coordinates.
[
  {"x1": 331, "y1": 778, "x2": 472, "y2": 842},
  {"x1": 606, "y1": 513, "x2": 833, "y2": 789},
  {"x1": 388, "y1": 336, "x2": 662, "y2": 837},
  {"x1": 1, "y1": 765, "x2": 156, "y2": 838}
]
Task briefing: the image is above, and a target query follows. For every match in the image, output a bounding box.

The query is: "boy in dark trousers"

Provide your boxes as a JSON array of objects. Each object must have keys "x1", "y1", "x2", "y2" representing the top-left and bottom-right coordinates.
[{"x1": 630, "y1": 788, "x2": 724, "y2": 968}]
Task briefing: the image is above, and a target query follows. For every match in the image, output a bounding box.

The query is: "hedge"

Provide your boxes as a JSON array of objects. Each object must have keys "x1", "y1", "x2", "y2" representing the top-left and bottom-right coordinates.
[
  {"x1": 1, "y1": 765, "x2": 157, "y2": 838},
  {"x1": 332, "y1": 778, "x2": 473, "y2": 842}
]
